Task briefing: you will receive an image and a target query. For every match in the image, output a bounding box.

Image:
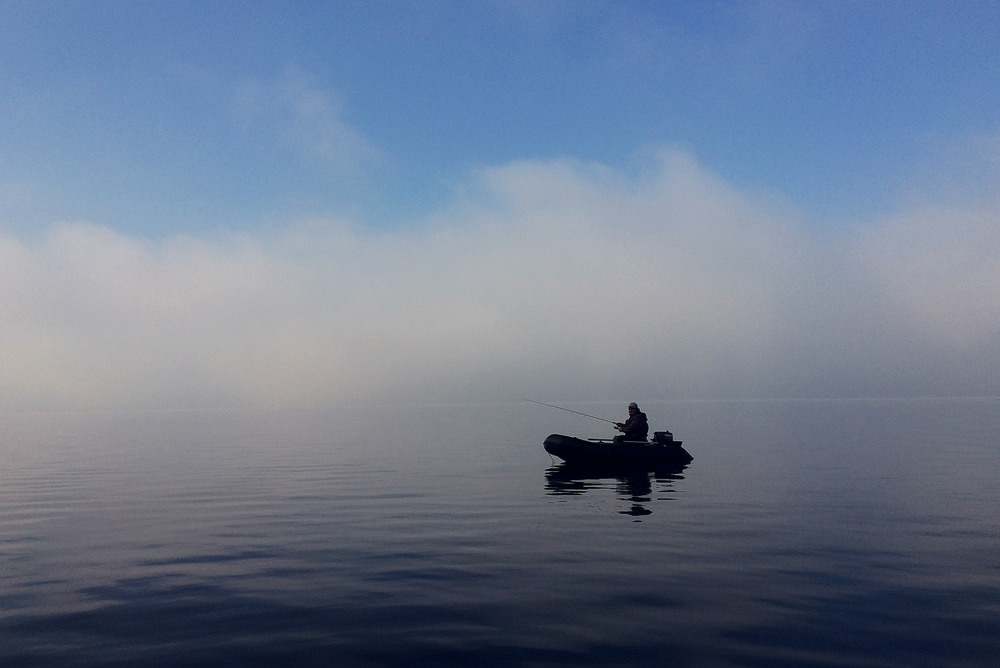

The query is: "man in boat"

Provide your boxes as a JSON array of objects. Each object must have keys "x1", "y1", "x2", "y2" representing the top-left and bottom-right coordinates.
[{"x1": 614, "y1": 402, "x2": 648, "y2": 442}]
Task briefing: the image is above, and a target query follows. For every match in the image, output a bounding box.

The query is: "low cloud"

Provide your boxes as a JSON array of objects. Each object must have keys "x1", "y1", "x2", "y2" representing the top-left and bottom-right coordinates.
[{"x1": 1, "y1": 149, "x2": 998, "y2": 410}]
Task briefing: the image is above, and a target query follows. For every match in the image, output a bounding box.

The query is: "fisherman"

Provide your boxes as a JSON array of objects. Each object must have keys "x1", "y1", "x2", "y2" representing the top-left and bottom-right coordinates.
[{"x1": 614, "y1": 402, "x2": 648, "y2": 442}]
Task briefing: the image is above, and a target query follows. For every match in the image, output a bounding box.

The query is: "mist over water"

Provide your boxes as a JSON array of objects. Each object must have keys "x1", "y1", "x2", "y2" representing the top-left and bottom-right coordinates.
[{"x1": 2, "y1": 398, "x2": 998, "y2": 666}]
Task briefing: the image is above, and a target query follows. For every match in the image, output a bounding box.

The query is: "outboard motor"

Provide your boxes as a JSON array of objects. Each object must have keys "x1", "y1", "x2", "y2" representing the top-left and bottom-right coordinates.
[{"x1": 652, "y1": 431, "x2": 674, "y2": 445}]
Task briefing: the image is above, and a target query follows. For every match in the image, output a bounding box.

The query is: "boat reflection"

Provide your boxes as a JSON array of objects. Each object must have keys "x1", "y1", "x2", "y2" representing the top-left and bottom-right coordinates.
[{"x1": 544, "y1": 462, "x2": 688, "y2": 517}]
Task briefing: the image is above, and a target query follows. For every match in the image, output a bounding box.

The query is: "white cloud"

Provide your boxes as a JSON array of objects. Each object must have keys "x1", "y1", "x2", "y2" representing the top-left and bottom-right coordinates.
[
  {"x1": 857, "y1": 204, "x2": 1000, "y2": 347},
  {"x1": 1, "y1": 150, "x2": 998, "y2": 410},
  {"x1": 233, "y1": 67, "x2": 381, "y2": 169}
]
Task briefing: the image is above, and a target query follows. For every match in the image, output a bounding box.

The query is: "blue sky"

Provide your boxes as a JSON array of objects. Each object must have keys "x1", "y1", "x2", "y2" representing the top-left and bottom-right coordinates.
[{"x1": 2, "y1": 1, "x2": 999, "y2": 409}]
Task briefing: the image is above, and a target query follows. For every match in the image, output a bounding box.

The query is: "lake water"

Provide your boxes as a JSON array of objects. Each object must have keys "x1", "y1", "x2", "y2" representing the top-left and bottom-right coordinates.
[{"x1": 2, "y1": 398, "x2": 998, "y2": 667}]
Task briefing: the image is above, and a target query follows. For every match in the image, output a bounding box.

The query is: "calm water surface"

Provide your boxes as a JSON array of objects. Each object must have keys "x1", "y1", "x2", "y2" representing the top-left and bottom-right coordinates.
[{"x1": 2, "y1": 399, "x2": 998, "y2": 666}]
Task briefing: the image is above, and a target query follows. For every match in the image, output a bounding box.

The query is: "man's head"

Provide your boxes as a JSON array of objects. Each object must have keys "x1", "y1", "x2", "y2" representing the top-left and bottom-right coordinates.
[{"x1": 628, "y1": 402, "x2": 638, "y2": 414}]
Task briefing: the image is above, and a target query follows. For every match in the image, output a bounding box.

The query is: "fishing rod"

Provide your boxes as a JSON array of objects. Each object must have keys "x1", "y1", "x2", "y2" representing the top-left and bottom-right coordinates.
[{"x1": 525, "y1": 399, "x2": 618, "y2": 425}]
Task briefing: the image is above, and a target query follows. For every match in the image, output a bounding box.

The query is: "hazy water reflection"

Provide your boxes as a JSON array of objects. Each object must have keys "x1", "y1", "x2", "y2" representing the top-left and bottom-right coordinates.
[
  {"x1": 545, "y1": 463, "x2": 687, "y2": 518},
  {"x1": 2, "y1": 399, "x2": 999, "y2": 666}
]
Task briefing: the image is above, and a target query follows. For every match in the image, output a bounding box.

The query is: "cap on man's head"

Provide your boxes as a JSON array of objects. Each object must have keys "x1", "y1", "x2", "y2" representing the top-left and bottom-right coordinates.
[{"x1": 628, "y1": 402, "x2": 638, "y2": 409}]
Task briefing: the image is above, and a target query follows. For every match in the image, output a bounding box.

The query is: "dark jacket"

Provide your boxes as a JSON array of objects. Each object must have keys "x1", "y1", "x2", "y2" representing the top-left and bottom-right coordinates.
[{"x1": 620, "y1": 411, "x2": 649, "y2": 441}]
